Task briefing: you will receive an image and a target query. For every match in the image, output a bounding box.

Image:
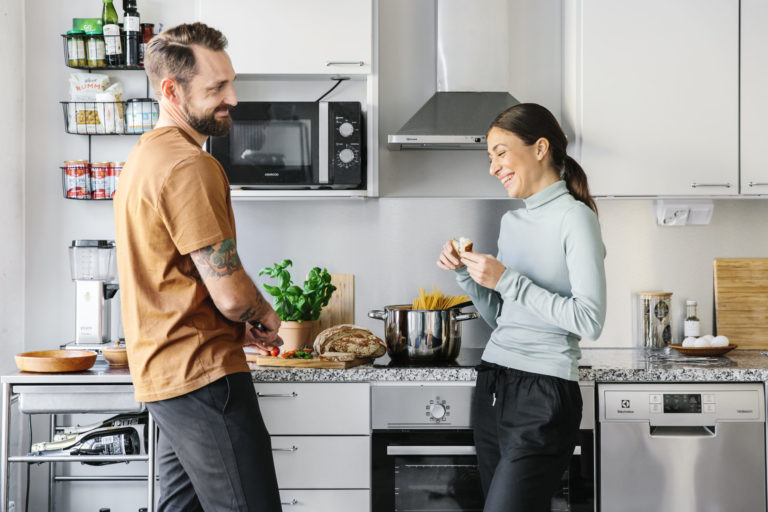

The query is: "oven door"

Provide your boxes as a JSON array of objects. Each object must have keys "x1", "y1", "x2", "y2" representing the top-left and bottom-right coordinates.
[
  {"x1": 209, "y1": 102, "x2": 319, "y2": 188},
  {"x1": 372, "y1": 429, "x2": 484, "y2": 512}
]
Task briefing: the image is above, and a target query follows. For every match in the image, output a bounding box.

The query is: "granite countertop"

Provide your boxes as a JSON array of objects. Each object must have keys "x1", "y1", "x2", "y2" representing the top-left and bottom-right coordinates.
[{"x1": 249, "y1": 347, "x2": 768, "y2": 383}]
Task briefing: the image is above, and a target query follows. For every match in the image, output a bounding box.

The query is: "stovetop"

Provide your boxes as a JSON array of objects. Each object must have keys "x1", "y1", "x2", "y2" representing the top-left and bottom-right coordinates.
[{"x1": 373, "y1": 347, "x2": 486, "y2": 369}]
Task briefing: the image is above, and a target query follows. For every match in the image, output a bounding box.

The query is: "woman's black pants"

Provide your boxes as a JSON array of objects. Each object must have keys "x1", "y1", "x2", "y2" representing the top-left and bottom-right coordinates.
[{"x1": 472, "y1": 362, "x2": 582, "y2": 512}]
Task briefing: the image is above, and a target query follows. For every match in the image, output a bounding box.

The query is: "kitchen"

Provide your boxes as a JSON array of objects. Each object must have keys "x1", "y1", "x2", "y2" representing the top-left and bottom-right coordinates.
[{"x1": 2, "y1": 0, "x2": 768, "y2": 510}]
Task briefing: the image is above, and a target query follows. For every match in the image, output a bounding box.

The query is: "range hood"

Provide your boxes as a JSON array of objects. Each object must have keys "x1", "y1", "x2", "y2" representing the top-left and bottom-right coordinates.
[{"x1": 388, "y1": 0, "x2": 519, "y2": 150}]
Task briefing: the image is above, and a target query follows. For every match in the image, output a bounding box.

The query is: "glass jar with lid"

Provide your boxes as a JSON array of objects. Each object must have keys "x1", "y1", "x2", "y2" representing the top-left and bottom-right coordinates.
[
  {"x1": 66, "y1": 30, "x2": 87, "y2": 67},
  {"x1": 637, "y1": 291, "x2": 673, "y2": 348},
  {"x1": 86, "y1": 30, "x2": 106, "y2": 68}
]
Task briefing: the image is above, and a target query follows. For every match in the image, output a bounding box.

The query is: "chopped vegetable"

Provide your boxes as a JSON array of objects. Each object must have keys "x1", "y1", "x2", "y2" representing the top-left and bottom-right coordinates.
[
  {"x1": 269, "y1": 346, "x2": 280, "y2": 357},
  {"x1": 282, "y1": 346, "x2": 314, "y2": 359}
]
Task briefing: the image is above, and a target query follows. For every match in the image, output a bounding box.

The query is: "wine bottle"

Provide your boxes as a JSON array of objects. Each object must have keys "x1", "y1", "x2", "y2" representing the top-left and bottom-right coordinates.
[
  {"x1": 102, "y1": 0, "x2": 122, "y2": 66},
  {"x1": 123, "y1": 0, "x2": 140, "y2": 67}
]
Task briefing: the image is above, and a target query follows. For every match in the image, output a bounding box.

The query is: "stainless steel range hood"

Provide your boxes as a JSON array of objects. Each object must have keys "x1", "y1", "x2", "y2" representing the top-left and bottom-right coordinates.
[{"x1": 388, "y1": 0, "x2": 519, "y2": 150}]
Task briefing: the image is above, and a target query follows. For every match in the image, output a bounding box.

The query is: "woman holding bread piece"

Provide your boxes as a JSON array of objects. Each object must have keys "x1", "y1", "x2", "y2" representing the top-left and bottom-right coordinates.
[{"x1": 437, "y1": 103, "x2": 606, "y2": 511}]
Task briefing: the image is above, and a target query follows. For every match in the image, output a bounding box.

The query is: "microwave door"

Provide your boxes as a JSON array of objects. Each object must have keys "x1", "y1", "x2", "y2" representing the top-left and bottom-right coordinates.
[{"x1": 231, "y1": 120, "x2": 312, "y2": 187}]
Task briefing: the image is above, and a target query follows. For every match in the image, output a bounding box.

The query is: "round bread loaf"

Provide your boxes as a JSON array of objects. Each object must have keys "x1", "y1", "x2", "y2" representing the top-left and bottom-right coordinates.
[
  {"x1": 318, "y1": 352, "x2": 356, "y2": 362},
  {"x1": 313, "y1": 324, "x2": 386, "y2": 359}
]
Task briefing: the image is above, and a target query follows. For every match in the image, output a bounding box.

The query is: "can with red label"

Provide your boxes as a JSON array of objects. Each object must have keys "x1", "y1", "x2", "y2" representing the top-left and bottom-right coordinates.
[
  {"x1": 90, "y1": 162, "x2": 110, "y2": 199},
  {"x1": 111, "y1": 162, "x2": 124, "y2": 197},
  {"x1": 64, "y1": 160, "x2": 90, "y2": 198}
]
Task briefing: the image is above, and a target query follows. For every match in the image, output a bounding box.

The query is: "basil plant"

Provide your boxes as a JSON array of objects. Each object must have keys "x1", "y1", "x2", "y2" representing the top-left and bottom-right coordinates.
[{"x1": 258, "y1": 259, "x2": 336, "y2": 322}]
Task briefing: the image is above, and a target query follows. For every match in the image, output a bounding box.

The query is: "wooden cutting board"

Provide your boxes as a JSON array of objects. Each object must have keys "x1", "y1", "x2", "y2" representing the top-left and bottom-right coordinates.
[
  {"x1": 247, "y1": 354, "x2": 370, "y2": 369},
  {"x1": 714, "y1": 258, "x2": 768, "y2": 349},
  {"x1": 309, "y1": 273, "x2": 355, "y2": 341}
]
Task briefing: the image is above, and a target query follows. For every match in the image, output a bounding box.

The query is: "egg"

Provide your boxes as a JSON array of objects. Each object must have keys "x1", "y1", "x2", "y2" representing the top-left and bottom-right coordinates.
[
  {"x1": 682, "y1": 337, "x2": 697, "y2": 347},
  {"x1": 700, "y1": 334, "x2": 715, "y2": 343},
  {"x1": 694, "y1": 337, "x2": 711, "y2": 347},
  {"x1": 711, "y1": 335, "x2": 730, "y2": 347}
]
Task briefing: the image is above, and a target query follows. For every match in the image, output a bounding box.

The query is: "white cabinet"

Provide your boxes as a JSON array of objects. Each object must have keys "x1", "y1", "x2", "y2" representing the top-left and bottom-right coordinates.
[
  {"x1": 198, "y1": 0, "x2": 372, "y2": 75},
  {"x1": 254, "y1": 383, "x2": 371, "y2": 511},
  {"x1": 741, "y1": 0, "x2": 768, "y2": 195},
  {"x1": 566, "y1": 0, "x2": 739, "y2": 197}
]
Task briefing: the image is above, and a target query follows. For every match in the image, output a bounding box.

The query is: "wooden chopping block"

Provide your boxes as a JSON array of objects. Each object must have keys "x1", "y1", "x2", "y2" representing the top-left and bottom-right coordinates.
[
  {"x1": 247, "y1": 354, "x2": 370, "y2": 369},
  {"x1": 714, "y1": 258, "x2": 768, "y2": 349},
  {"x1": 308, "y1": 274, "x2": 355, "y2": 341}
]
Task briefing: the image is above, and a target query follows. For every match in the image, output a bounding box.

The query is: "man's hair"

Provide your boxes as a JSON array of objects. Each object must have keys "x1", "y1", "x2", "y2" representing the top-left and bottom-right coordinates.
[{"x1": 145, "y1": 22, "x2": 228, "y2": 93}]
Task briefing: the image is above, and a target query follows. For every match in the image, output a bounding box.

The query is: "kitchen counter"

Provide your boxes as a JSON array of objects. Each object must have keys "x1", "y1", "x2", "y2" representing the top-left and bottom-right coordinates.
[{"x1": 248, "y1": 347, "x2": 768, "y2": 383}]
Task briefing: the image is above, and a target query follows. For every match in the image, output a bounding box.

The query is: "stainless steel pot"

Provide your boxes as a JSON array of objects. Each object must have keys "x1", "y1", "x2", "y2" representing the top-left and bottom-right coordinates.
[{"x1": 368, "y1": 305, "x2": 479, "y2": 361}]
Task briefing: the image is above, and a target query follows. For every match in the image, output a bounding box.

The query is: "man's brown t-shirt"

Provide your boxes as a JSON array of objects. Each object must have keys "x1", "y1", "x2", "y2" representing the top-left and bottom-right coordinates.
[{"x1": 114, "y1": 126, "x2": 248, "y2": 402}]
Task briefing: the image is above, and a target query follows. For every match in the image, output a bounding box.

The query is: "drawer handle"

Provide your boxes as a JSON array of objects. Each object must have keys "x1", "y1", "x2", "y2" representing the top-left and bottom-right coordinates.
[
  {"x1": 325, "y1": 61, "x2": 365, "y2": 67},
  {"x1": 256, "y1": 392, "x2": 298, "y2": 399},
  {"x1": 690, "y1": 182, "x2": 731, "y2": 188},
  {"x1": 281, "y1": 499, "x2": 299, "y2": 506},
  {"x1": 272, "y1": 445, "x2": 299, "y2": 452},
  {"x1": 748, "y1": 182, "x2": 768, "y2": 187}
]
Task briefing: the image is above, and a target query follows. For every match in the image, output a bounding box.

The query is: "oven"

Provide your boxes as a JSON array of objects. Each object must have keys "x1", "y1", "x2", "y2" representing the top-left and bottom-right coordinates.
[{"x1": 371, "y1": 382, "x2": 595, "y2": 512}]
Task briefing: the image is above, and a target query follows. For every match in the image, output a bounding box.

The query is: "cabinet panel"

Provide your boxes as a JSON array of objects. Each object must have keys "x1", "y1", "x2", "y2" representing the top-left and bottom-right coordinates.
[
  {"x1": 741, "y1": 0, "x2": 768, "y2": 195},
  {"x1": 272, "y1": 436, "x2": 370, "y2": 489},
  {"x1": 254, "y1": 383, "x2": 370, "y2": 435},
  {"x1": 198, "y1": 0, "x2": 372, "y2": 75},
  {"x1": 578, "y1": 0, "x2": 738, "y2": 196},
  {"x1": 278, "y1": 489, "x2": 370, "y2": 511}
]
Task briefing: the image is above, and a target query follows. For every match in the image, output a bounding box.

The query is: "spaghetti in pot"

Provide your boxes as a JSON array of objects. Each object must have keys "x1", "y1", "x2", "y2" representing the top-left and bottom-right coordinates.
[{"x1": 412, "y1": 286, "x2": 469, "y2": 310}]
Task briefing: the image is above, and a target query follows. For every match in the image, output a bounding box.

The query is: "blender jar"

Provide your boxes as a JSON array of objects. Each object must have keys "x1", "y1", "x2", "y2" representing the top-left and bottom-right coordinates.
[{"x1": 69, "y1": 240, "x2": 116, "y2": 281}]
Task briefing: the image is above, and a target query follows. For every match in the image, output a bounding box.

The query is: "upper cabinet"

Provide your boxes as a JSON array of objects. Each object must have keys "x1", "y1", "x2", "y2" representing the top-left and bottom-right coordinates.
[
  {"x1": 198, "y1": 0, "x2": 373, "y2": 75},
  {"x1": 741, "y1": 0, "x2": 768, "y2": 195},
  {"x1": 564, "y1": 0, "x2": 739, "y2": 197}
]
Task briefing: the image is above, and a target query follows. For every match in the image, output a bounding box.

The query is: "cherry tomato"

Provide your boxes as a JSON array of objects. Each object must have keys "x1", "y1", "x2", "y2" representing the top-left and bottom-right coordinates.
[{"x1": 269, "y1": 346, "x2": 280, "y2": 357}]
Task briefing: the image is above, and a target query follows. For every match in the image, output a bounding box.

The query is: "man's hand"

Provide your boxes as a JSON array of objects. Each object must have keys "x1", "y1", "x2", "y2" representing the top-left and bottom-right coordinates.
[
  {"x1": 460, "y1": 252, "x2": 506, "y2": 289},
  {"x1": 437, "y1": 241, "x2": 464, "y2": 271},
  {"x1": 245, "y1": 309, "x2": 283, "y2": 355}
]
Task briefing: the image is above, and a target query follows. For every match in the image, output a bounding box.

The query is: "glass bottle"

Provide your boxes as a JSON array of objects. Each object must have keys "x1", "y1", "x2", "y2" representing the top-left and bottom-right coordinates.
[
  {"x1": 86, "y1": 30, "x2": 106, "y2": 68},
  {"x1": 66, "y1": 30, "x2": 87, "y2": 67},
  {"x1": 102, "y1": 0, "x2": 122, "y2": 66},
  {"x1": 684, "y1": 300, "x2": 701, "y2": 337},
  {"x1": 123, "y1": 0, "x2": 140, "y2": 67}
]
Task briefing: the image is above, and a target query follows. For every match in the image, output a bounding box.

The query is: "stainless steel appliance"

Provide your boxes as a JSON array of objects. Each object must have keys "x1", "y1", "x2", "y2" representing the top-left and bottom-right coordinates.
[
  {"x1": 207, "y1": 101, "x2": 364, "y2": 189},
  {"x1": 371, "y1": 379, "x2": 595, "y2": 512},
  {"x1": 69, "y1": 240, "x2": 119, "y2": 345},
  {"x1": 368, "y1": 306, "x2": 479, "y2": 361},
  {"x1": 598, "y1": 383, "x2": 766, "y2": 512}
]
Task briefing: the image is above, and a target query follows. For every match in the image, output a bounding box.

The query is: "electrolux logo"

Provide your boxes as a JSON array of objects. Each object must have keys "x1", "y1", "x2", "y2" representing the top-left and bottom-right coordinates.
[
  {"x1": 621, "y1": 400, "x2": 631, "y2": 408},
  {"x1": 616, "y1": 398, "x2": 635, "y2": 414}
]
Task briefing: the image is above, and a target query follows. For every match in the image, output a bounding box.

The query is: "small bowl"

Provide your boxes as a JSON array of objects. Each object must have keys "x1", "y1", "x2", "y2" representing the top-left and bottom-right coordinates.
[{"x1": 101, "y1": 345, "x2": 129, "y2": 367}]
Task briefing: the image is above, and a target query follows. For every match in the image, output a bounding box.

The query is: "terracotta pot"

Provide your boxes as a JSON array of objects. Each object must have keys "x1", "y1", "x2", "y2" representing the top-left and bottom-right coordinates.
[{"x1": 278, "y1": 320, "x2": 317, "y2": 352}]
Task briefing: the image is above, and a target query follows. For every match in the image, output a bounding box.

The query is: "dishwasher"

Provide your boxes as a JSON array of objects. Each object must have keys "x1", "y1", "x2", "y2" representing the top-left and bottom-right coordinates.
[{"x1": 598, "y1": 383, "x2": 766, "y2": 512}]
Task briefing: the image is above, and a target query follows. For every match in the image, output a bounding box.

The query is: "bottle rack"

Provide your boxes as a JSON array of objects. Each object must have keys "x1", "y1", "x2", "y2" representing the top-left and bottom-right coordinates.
[{"x1": 62, "y1": 32, "x2": 156, "y2": 200}]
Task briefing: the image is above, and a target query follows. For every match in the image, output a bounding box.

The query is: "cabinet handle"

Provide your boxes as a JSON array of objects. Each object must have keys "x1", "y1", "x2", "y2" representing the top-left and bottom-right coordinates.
[
  {"x1": 690, "y1": 182, "x2": 731, "y2": 188},
  {"x1": 325, "y1": 61, "x2": 365, "y2": 67},
  {"x1": 272, "y1": 445, "x2": 299, "y2": 452},
  {"x1": 256, "y1": 392, "x2": 298, "y2": 398},
  {"x1": 748, "y1": 182, "x2": 768, "y2": 187},
  {"x1": 280, "y1": 499, "x2": 299, "y2": 506}
]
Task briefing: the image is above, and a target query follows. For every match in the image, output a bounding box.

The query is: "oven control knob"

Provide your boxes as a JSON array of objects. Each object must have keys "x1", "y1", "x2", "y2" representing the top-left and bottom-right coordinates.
[
  {"x1": 338, "y1": 122, "x2": 355, "y2": 138},
  {"x1": 429, "y1": 403, "x2": 446, "y2": 420},
  {"x1": 339, "y1": 148, "x2": 356, "y2": 164}
]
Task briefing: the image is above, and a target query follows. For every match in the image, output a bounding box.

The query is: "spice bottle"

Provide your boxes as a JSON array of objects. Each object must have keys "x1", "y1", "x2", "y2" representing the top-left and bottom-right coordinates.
[
  {"x1": 684, "y1": 300, "x2": 701, "y2": 337},
  {"x1": 102, "y1": 0, "x2": 122, "y2": 66},
  {"x1": 123, "y1": 0, "x2": 140, "y2": 66}
]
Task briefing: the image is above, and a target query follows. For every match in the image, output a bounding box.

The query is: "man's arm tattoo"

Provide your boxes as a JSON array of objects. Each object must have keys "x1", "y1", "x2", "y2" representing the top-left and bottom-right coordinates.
[{"x1": 191, "y1": 238, "x2": 243, "y2": 279}]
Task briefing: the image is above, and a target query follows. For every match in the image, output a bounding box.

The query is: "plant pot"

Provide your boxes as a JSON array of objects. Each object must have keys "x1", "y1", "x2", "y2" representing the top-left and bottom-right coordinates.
[{"x1": 278, "y1": 320, "x2": 317, "y2": 352}]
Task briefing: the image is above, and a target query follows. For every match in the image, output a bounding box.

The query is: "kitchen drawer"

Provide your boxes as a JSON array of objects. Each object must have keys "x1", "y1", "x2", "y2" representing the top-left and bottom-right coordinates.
[
  {"x1": 272, "y1": 436, "x2": 370, "y2": 489},
  {"x1": 279, "y1": 489, "x2": 370, "y2": 512},
  {"x1": 255, "y1": 383, "x2": 369, "y2": 435},
  {"x1": 15, "y1": 385, "x2": 144, "y2": 414}
]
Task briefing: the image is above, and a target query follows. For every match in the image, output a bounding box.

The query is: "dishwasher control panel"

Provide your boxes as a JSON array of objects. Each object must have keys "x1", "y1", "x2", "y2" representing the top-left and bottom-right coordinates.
[{"x1": 599, "y1": 383, "x2": 765, "y2": 425}]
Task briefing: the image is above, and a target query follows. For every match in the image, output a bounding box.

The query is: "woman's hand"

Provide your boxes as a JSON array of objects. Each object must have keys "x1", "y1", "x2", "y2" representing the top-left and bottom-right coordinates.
[
  {"x1": 437, "y1": 241, "x2": 464, "y2": 271},
  {"x1": 460, "y1": 252, "x2": 506, "y2": 289}
]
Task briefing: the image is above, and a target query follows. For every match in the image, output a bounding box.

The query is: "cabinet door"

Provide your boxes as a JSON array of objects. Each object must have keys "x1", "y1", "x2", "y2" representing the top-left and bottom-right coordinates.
[
  {"x1": 198, "y1": 0, "x2": 372, "y2": 75},
  {"x1": 741, "y1": 0, "x2": 768, "y2": 195},
  {"x1": 272, "y1": 436, "x2": 370, "y2": 489},
  {"x1": 578, "y1": 0, "x2": 738, "y2": 196}
]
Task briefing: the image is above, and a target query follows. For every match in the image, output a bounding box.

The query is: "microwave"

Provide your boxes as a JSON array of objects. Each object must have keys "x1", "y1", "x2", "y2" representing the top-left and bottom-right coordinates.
[{"x1": 208, "y1": 101, "x2": 365, "y2": 189}]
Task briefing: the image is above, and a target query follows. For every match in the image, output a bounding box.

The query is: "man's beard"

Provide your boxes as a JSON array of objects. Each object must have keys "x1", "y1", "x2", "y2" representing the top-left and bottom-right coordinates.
[{"x1": 183, "y1": 104, "x2": 232, "y2": 137}]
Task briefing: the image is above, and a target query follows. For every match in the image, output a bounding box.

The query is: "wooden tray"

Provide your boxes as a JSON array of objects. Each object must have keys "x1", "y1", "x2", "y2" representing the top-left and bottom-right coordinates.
[
  {"x1": 668, "y1": 344, "x2": 737, "y2": 357},
  {"x1": 15, "y1": 350, "x2": 97, "y2": 373},
  {"x1": 247, "y1": 354, "x2": 371, "y2": 369}
]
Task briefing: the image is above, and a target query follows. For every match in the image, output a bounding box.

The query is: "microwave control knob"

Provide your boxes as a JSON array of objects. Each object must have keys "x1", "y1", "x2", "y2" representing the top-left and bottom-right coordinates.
[
  {"x1": 338, "y1": 148, "x2": 356, "y2": 164},
  {"x1": 429, "y1": 403, "x2": 446, "y2": 420},
  {"x1": 338, "y1": 122, "x2": 355, "y2": 138}
]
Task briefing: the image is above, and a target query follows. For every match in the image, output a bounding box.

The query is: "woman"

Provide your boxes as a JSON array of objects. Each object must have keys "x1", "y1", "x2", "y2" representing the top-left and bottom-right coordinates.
[{"x1": 437, "y1": 103, "x2": 606, "y2": 511}]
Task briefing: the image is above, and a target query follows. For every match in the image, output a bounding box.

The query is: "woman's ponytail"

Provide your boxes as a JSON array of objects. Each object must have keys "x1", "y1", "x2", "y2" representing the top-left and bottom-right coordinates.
[
  {"x1": 488, "y1": 103, "x2": 598, "y2": 215},
  {"x1": 563, "y1": 155, "x2": 597, "y2": 215}
]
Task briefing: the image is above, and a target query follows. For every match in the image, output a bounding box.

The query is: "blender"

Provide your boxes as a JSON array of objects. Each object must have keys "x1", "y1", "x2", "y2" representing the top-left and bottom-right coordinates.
[{"x1": 69, "y1": 240, "x2": 119, "y2": 345}]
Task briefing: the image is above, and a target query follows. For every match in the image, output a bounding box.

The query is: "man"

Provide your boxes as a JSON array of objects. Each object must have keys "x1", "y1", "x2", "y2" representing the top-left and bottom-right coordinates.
[{"x1": 114, "y1": 22, "x2": 282, "y2": 511}]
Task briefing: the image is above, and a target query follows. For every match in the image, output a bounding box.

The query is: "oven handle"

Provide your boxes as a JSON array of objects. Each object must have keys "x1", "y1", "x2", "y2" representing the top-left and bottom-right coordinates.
[{"x1": 386, "y1": 445, "x2": 477, "y2": 456}]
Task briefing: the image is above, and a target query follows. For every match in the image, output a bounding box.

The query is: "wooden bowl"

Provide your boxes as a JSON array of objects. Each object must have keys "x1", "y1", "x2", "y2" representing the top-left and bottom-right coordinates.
[
  {"x1": 101, "y1": 345, "x2": 129, "y2": 367},
  {"x1": 15, "y1": 350, "x2": 97, "y2": 373},
  {"x1": 668, "y1": 344, "x2": 737, "y2": 356}
]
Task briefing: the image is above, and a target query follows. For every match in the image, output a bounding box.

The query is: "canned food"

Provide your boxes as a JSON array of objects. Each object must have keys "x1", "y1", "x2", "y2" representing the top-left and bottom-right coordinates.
[
  {"x1": 90, "y1": 162, "x2": 110, "y2": 199},
  {"x1": 637, "y1": 291, "x2": 673, "y2": 348},
  {"x1": 64, "y1": 160, "x2": 90, "y2": 198}
]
